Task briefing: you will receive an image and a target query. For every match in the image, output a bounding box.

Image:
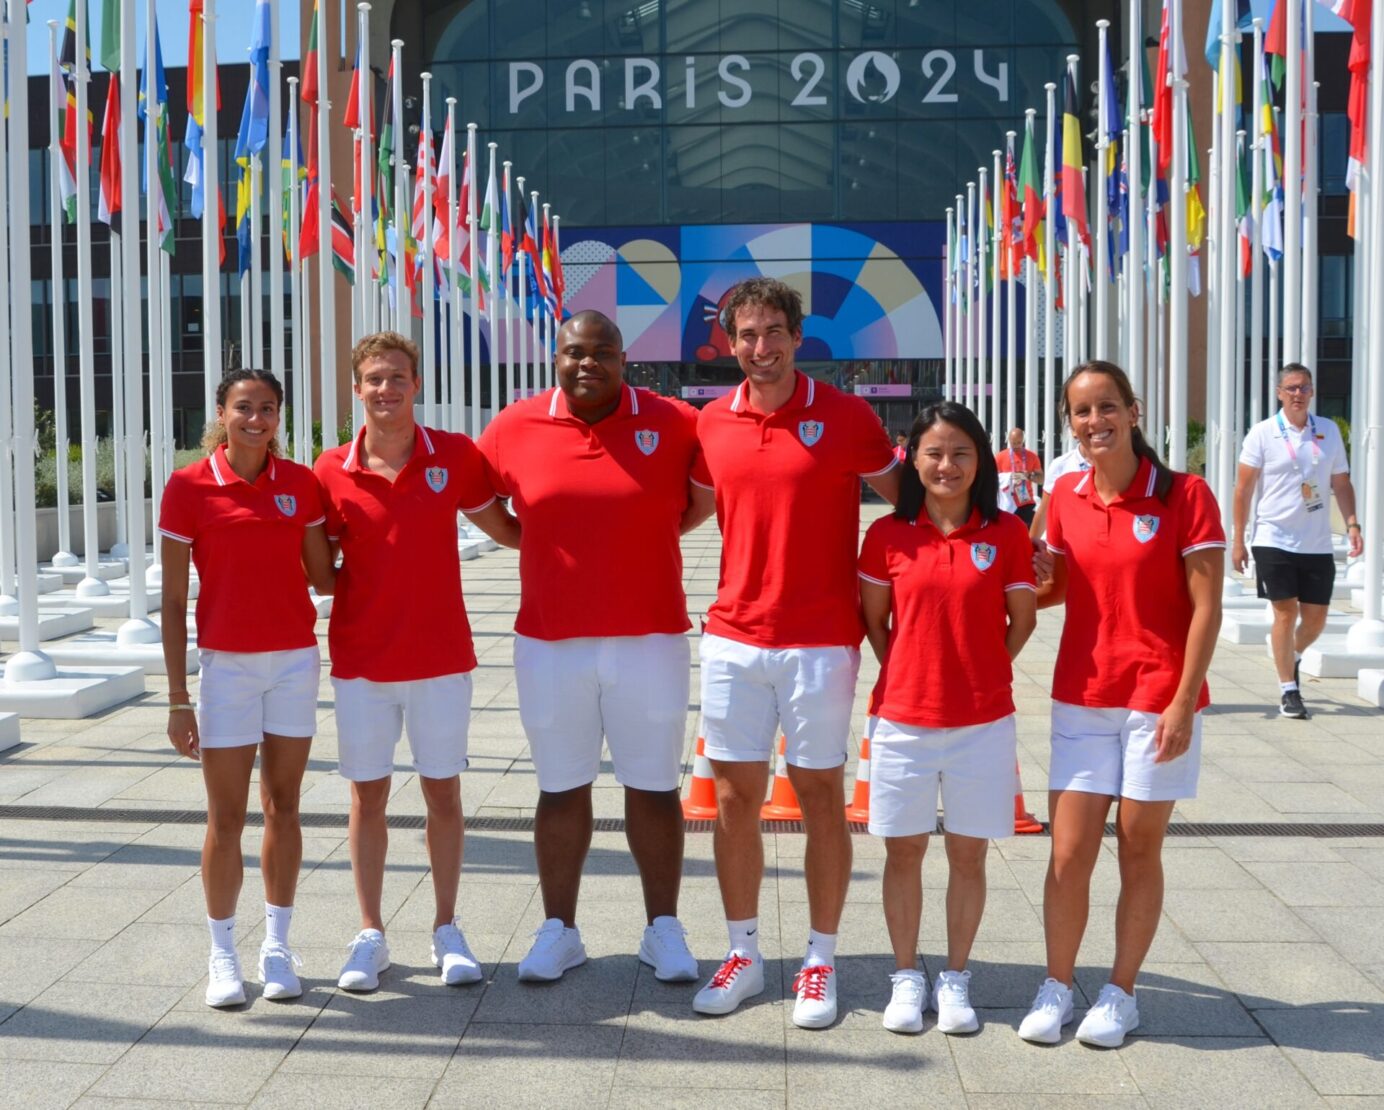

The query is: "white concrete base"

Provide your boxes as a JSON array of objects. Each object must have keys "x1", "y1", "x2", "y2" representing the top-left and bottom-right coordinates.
[
  {"x1": 49, "y1": 550, "x2": 81, "y2": 568},
  {"x1": 0, "y1": 712, "x2": 18, "y2": 751},
  {"x1": 43, "y1": 630, "x2": 197, "y2": 676},
  {"x1": 1298, "y1": 635, "x2": 1384, "y2": 679},
  {"x1": 1222, "y1": 592, "x2": 1268, "y2": 611},
  {"x1": 458, "y1": 525, "x2": 498, "y2": 553},
  {"x1": 41, "y1": 581, "x2": 162, "y2": 617},
  {"x1": 36, "y1": 572, "x2": 63, "y2": 595},
  {"x1": 459, "y1": 540, "x2": 483, "y2": 561},
  {"x1": 1350, "y1": 588, "x2": 1383, "y2": 612},
  {"x1": 1356, "y1": 669, "x2": 1384, "y2": 708},
  {"x1": 0, "y1": 665, "x2": 145, "y2": 717},
  {"x1": 43, "y1": 558, "x2": 128, "y2": 585},
  {"x1": 1222, "y1": 606, "x2": 1354, "y2": 646},
  {"x1": 0, "y1": 605, "x2": 97, "y2": 641},
  {"x1": 311, "y1": 592, "x2": 332, "y2": 619}
]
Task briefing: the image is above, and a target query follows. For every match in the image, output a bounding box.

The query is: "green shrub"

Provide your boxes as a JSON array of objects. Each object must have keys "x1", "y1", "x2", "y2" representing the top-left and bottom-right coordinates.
[{"x1": 33, "y1": 440, "x2": 202, "y2": 509}]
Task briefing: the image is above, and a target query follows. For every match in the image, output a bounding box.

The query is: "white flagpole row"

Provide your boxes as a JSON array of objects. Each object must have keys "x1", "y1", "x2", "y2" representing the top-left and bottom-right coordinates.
[{"x1": 47, "y1": 22, "x2": 76, "y2": 569}]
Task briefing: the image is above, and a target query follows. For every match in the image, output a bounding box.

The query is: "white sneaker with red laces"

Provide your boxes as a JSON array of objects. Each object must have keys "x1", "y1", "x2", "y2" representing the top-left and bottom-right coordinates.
[
  {"x1": 692, "y1": 951, "x2": 764, "y2": 1015},
  {"x1": 792, "y1": 963, "x2": 837, "y2": 1029}
]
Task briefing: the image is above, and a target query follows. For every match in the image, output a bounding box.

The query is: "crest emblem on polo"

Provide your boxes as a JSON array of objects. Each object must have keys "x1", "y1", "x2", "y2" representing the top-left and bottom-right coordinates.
[
  {"x1": 635, "y1": 430, "x2": 659, "y2": 456},
  {"x1": 425, "y1": 466, "x2": 449, "y2": 493},
  {"x1": 274, "y1": 494, "x2": 297, "y2": 517},
  {"x1": 1133, "y1": 514, "x2": 1160, "y2": 543},
  {"x1": 970, "y1": 542, "x2": 997, "y2": 572},
  {"x1": 798, "y1": 420, "x2": 824, "y2": 447}
]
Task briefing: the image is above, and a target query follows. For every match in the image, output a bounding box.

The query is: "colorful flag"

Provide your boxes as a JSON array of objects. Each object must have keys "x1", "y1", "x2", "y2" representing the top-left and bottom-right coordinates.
[
  {"x1": 500, "y1": 164, "x2": 515, "y2": 277},
  {"x1": 1206, "y1": 0, "x2": 1254, "y2": 69},
  {"x1": 138, "y1": 22, "x2": 178, "y2": 253},
  {"x1": 433, "y1": 121, "x2": 453, "y2": 263},
  {"x1": 1152, "y1": 0, "x2": 1180, "y2": 172},
  {"x1": 55, "y1": 2, "x2": 84, "y2": 224},
  {"x1": 1236, "y1": 131, "x2": 1253, "y2": 277},
  {"x1": 1017, "y1": 113, "x2": 1044, "y2": 270},
  {"x1": 97, "y1": 76, "x2": 121, "y2": 229},
  {"x1": 331, "y1": 191, "x2": 355, "y2": 284},
  {"x1": 1261, "y1": 52, "x2": 1285, "y2": 261},
  {"x1": 298, "y1": 1, "x2": 322, "y2": 262},
  {"x1": 1060, "y1": 70, "x2": 1088, "y2": 244},
  {"x1": 99, "y1": 0, "x2": 119, "y2": 73},
  {"x1": 1100, "y1": 32, "x2": 1123, "y2": 276}
]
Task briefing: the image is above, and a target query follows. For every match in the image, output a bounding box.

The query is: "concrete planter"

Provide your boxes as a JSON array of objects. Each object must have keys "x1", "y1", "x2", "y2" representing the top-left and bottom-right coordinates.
[{"x1": 34, "y1": 501, "x2": 155, "y2": 562}]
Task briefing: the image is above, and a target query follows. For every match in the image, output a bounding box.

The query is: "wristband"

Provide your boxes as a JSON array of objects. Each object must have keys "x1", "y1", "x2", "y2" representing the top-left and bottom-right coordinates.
[
  {"x1": 169, "y1": 704, "x2": 197, "y2": 714},
  {"x1": 1347, "y1": 522, "x2": 1361, "y2": 530}
]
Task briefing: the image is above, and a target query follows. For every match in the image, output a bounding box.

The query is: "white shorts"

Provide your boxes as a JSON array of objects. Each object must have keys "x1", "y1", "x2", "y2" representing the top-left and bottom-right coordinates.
[
  {"x1": 514, "y1": 633, "x2": 690, "y2": 793},
  {"x1": 698, "y1": 633, "x2": 859, "y2": 770},
  {"x1": 1049, "y1": 701, "x2": 1203, "y2": 801},
  {"x1": 331, "y1": 672, "x2": 473, "y2": 782},
  {"x1": 197, "y1": 646, "x2": 320, "y2": 749},
  {"x1": 867, "y1": 715, "x2": 1018, "y2": 840}
]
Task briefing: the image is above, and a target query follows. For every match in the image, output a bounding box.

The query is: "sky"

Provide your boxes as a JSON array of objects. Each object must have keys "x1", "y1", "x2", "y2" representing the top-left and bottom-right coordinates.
[{"x1": 23, "y1": 0, "x2": 303, "y2": 74}]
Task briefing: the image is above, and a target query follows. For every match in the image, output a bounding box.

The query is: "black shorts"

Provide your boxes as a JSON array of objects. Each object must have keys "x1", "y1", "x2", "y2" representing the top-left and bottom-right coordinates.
[
  {"x1": 1252, "y1": 546, "x2": 1337, "y2": 606},
  {"x1": 1014, "y1": 504, "x2": 1036, "y2": 527}
]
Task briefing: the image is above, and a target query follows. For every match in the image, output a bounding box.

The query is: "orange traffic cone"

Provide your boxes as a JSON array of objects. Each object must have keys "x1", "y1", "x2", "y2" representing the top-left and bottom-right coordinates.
[
  {"x1": 844, "y1": 735, "x2": 872, "y2": 823},
  {"x1": 1013, "y1": 759, "x2": 1043, "y2": 834},
  {"x1": 760, "y1": 737, "x2": 803, "y2": 821},
  {"x1": 682, "y1": 733, "x2": 718, "y2": 820}
]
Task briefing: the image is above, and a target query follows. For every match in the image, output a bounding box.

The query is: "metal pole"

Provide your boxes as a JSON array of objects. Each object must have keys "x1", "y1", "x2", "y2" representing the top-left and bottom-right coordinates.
[
  {"x1": 1168, "y1": 0, "x2": 1190, "y2": 469},
  {"x1": 1042, "y1": 85, "x2": 1056, "y2": 464},
  {"x1": 1283, "y1": 0, "x2": 1302, "y2": 363},
  {"x1": 1127, "y1": 0, "x2": 1145, "y2": 404},
  {"x1": 202, "y1": 0, "x2": 220, "y2": 422},
  {"x1": 467, "y1": 123, "x2": 480, "y2": 436},
  {"x1": 420, "y1": 73, "x2": 435, "y2": 429},
  {"x1": 317, "y1": 15, "x2": 337, "y2": 446},
  {"x1": 1250, "y1": 19, "x2": 1266, "y2": 429},
  {"x1": 48, "y1": 21, "x2": 76, "y2": 566}
]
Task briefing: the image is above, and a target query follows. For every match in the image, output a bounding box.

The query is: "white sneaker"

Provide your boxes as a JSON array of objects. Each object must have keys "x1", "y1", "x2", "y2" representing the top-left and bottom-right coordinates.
[
  {"x1": 1017, "y1": 977, "x2": 1074, "y2": 1044},
  {"x1": 791, "y1": 963, "x2": 837, "y2": 1029},
  {"x1": 933, "y1": 969, "x2": 979, "y2": 1034},
  {"x1": 258, "y1": 943, "x2": 303, "y2": 1001},
  {"x1": 882, "y1": 970, "x2": 927, "y2": 1034},
  {"x1": 205, "y1": 950, "x2": 246, "y2": 1008},
  {"x1": 432, "y1": 921, "x2": 483, "y2": 986},
  {"x1": 691, "y1": 951, "x2": 765, "y2": 1015},
  {"x1": 516, "y1": 918, "x2": 587, "y2": 982},
  {"x1": 1075, "y1": 983, "x2": 1140, "y2": 1048},
  {"x1": 638, "y1": 916, "x2": 699, "y2": 982},
  {"x1": 337, "y1": 929, "x2": 390, "y2": 992}
]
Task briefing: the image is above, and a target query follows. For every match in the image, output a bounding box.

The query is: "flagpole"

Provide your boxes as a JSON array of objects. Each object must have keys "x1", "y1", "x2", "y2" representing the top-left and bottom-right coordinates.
[
  {"x1": 202, "y1": 0, "x2": 220, "y2": 422},
  {"x1": 48, "y1": 21, "x2": 77, "y2": 568},
  {"x1": 965, "y1": 180, "x2": 976, "y2": 409},
  {"x1": 1214, "y1": 16, "x2": 1238, "y2": 539},
  {"x1": 446, "y1": 98, "x2": 462, "y2": 432},
  {"x1": 990, "y1": 150, "x2": 1004, "y2": 445},
  {"x1": 268, "y1": 0, "x2": 284, "y2": 384},
  {"x1": 1301, "y1": 8, "x2": 1320, "y2": 380},
  {"x1": 487, "y1": 143, "x2": 501, "y2": 422},
  {"x1": 977, "y1": 167, "x2": 990, "y2": 426},
  {"x1": 1269, "y1": 258, "x2": 1280, "y2": 398},
  {"x1": 287, "y1": 76, "x2": 306, "y2": 462},
  {"x1": 251, "y1": 154, "x2": 265, "y2": 368},
  {"x1": 517, "y1": 174, "x2": 529, "y2": 395},
  {"x1": 467, "y1": 123, "x2": 481, "y2": 436},
  {"x1": 1349, "y1": 169, "x2": 1370, "y2": 497},
  {"x1": 146, "y1": 0, "x2": 167, "y2": 584},
  {"x1": 117, "y1": 0, "x2": 155, "y2": 638},
  {"x1": 1250, "y1": 18, "x2": 1266, "y2": 428},
  {"x1": 389, "y1": 40, "x2": 404, "y2": 336},
  {"x1": 1127, "y1": 0, "x2": 1145, "y2": 406},
  {"x1": 1168, "y1": 0, "x2": 1190, "y2": 469},
  {"x1": 1094, "y1": 22, "x2": 1111, "y2": 359},
  {"x1": 503, "y1": 160, "x2": 514, "y2": 403},
  {"x1": 1042, "y1": 84, "x2": 1056, "y2": 464},
  {"x1": 542, "y1": 203, "x2": 554, "y2": 391},
  {"x1": 1282, "y1": 0, "x2": 1302, "y2": 364},
  {"x1": 357, "y1": 3, "x2": 374, "y2": 336},
  {"x1": 420, "y1": 72, "x2": 435, "y2": 430},
  {"x1": 1064, "y1": 56, "x2": 1079, "y2": 396},
  {"x1": 1003, "y1": 135, "x2": 1018, "y2": 438},
  {"x1": 956, "y1": 192, "x2": 966, "y2": 407},
  {"x1": 317, "y1": 16, "x2": 337, "y2": 446},
  {"x1": 943, "y1": 207, "x2": 953, "y2": 402},
  {"x1": 532, "y1": 190, "x2": 544, "y2": 391},
  {"x1": 111, "y1": 214, "x2": 128, "y2": 564}
]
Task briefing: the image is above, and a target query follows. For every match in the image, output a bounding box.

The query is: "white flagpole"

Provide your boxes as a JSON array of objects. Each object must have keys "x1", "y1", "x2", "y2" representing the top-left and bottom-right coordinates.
[
  {"x1": 965, "y1": 180, "x2": 976, "y2": 409},
  {"x1": 487, "y1": 142, "x2": 500, "y2": 423},
  {"x1": 977, "y1": 167, "x2": 990, "y2": 425},
  {"x1": 943, "y1": 207, "x2": 954, "y2": 402},
  {"x1": 73, "y1": 0, "x2": 105, "y2": 597},
  {"x1": 1064, "y1": 58, "x2": 1079, "y2": 391},
  {"x1": 532, "y1": 190, "x2": 543, "y2": 391},
  {"x1": 1269, "y1": 258, "x2": 1280, "y2": 399},
  {"x1": 1216, "y1": 15, "x2": 1239, "y2": 538},
  {"x1": 268, "y1": 0, "x2": 284, "y2": 384},
  {"x1": 0, "y1": 14, "x2": 15, "y2": 612},
  {"x1": 287, "y1": 75, "x2": 308, "y2": 463},
  {"x1": 1349, "y1": 175, "x2": 1370, "y2": 499},
  {"x1": 1148, "y1": 120, "x2": 1163, "y2": 447},
  {"x1": 111, "y1": 219, "x2": 127, "y2": 563},
  {"x1": 1095, "y1": 23, "x2": 1111, "y2": 360},
  {"x1": 202, "y1": 0, "x2": 220, "y2": 422},
  {"x1": 119, "y1": 0, "x2": 154, "y2": 636},
  {"x1": 390, "y1": 40, "x2": 405, "y2": 337},
  {"x1": 1128, "y1": 0, "x2": 1145, "y2": 405},
  {"x1": 1005, "y1": 136, "x2": 1018, "y2": 438},
  {"x1": 420, "y1": 73, "x2": 435, "y2": 430},
  {"x1": 251, "y1": 154, "x2": 264, "y2": 368},
  {"x1": 357, "y1": 5, "x2": 375, "y2": 337},
  {"x1": 1042, "y1": 83, "x2": 1056, "y2": 464},
  {"x1": 542, "y1": 203, "x2": 554, "y2": 391},
  {"x1": 146, "y1": 0, "x2": 167, "y2": 583},
  {"x1": 517, "y1": 174, "x2": 529, "y2": 395},
  {"x1": 1207, "y1": 92, "x2": 1221, "y2": 497},
  {"x1": 1168, "y1": 0, "x2": 1190, "y2": 469},
  {"x1": 991, "y1": 150, "x2": 1004, "y2": 444},
  {"x1": 503, "y1": 160, "x2": 514, "y2": 402},
  {"x1": 317, "y1": 15, "x2": 336, "y2": 447},
  {"x1": 1250, "y1": 18, "x2": 1266, "y2": 428},
  {"x1": 48, "y1": 21, "x2": 77, "y2": 568},
  {"x1": 1283, "y1": 0, "x2": 1302, "y2": 364},
  {"x1": 446, "y1": 99, "x2": 462, "y2": 432},
  {"x1": 467, "y1": 123, "x2": 480, "y2": 437},
  {"x1": 955, "y1": 193, "x2": 966, "y2": 407}
]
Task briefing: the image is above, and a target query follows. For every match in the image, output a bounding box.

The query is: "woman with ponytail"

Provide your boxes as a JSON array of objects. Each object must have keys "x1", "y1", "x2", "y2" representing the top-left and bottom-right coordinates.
[
  {"x1": 159, "y1": 369, "x2": 336, "y2": 1008},
  {"x1": 1018, "y1": 361, "x2": 1224, "y2": 1049}
]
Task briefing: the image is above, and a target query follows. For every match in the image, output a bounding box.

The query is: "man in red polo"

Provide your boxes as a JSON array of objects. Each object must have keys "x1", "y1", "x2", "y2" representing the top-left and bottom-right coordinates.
[
  {"x1": 688, "y1": 277, "x2": 900, "y2": 1028},
  {"x1": 314, "y1": 331, "x2": 518, "y2": 994},
  {"x1": 478, "y1": 310, "x2": 712, "y2": 983}
]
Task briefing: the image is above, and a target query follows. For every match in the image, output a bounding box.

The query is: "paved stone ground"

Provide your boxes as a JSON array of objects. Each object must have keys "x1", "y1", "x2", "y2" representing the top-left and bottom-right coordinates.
[{"x1": 2, "y1": 503, "x2": 1383, "y2": 1108}]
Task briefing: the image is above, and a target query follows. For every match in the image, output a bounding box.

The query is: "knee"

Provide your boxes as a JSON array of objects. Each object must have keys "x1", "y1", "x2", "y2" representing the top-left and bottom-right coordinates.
[
  {"x1": 206, "y1": 805, "x2": 246, "y2": 843},
  {"x1": 1115, "y1": 832, "x2": 1164, "y2": 874},
  {"x1": 1049, "y1": 842, "x2": 1099, "y2": 885},
  {"x1": 260, "y1": 786, "x2": 301, "y2": 827},
  {"x1": 1272, "y1": 604, "x2": 1299, "y2": 628},
  {"x1": 715, "y1": 777, "x2": 763, "y2": 822},
  {"x1": 351, "y1": 781, "x2": 391, "y2": 821},
  {"x1": 885, "y1": 839, "x2": 927, "y2": 869},
  {"x1": 421, "y1": 779, "x2": 462, "y2": 820},
  {"x1": 947, "y1": 845, "x2": 988, "y2": 882},
  {"x1": 789, "y1": 770, "x2": 845, "y2": 816}
]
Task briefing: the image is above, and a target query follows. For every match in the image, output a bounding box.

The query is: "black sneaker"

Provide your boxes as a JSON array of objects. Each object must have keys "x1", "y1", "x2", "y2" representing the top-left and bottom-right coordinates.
[{"x1": 1280, "y1": 689, "x2": 1309, "y2": 719}]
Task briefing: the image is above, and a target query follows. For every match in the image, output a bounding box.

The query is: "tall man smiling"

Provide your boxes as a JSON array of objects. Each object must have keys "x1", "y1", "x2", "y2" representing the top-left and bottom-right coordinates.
[
  {"x1": 689, "y1": 278, "x2": 900, "y2": 1028},
  {"x1": 479, "y1": 310, "x2": 712, "y2": 983},
  {"x1": 315, "y1": 332, "x2": 518, "y2": 993}
]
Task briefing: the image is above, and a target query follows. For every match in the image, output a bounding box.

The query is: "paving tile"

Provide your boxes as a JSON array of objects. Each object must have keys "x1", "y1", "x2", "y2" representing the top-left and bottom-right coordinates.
[
  {"x1": 250, "y1": 1072, "x2": 437, "y2": 1109},
  {"x1": 0, "y1": 884, "x2": 168, "y2": 941},
  {"x1": 471, "y1": 951, "x2": 638, "y2": 1025},
  {"x1": 606, "y1": 1089, "x2": 786, "y2": 1110},
  {"x1": 0, "y1": 1060, "x2": 109, "y2": 1109},
  {"x1": 1120, "y1": 1037, "x2": 1326, "y2": 1107},
  {"x1": 963, "y1": 1097, "x2": 1150, "y2": 1109},
  {"x1": 1162, "y1": 888, "x2": 1320, "y2": 942},
  {"x1": 946, "y1": 1009, "x2": 1141, "y2": 1094},
  {"x1": 1072, "y1": 964, "x2": 1261, "y2": 1037},
  {"x1": 1293, "y1": 907, "x2": 1384, "y2": 970},
  {"x1": 1257, "y1": 1008, "x2": 1384, "y2": 1096},
  {"x1": 784, "y1": 1023, "x2": 965, "y2": 1104},
  {"x1": 1241, "y1": 862, "x2": 1384, "y2": 908},
  {"x1": 277, "y1": 991, "x2": 476, "y2": 1078},
  {"x1": 1195, "y1": 942, "x2": 1384, "y2": 1008},
  {"x1": 0, "y1": 980, "x2": 183, "y2": 1064},
  {"x1": 435, "y1": 1023, "x2": 623, "y2": 1107},
  {"x1": 615, "y1": 999, "x2": 785, "y2": 1090}
]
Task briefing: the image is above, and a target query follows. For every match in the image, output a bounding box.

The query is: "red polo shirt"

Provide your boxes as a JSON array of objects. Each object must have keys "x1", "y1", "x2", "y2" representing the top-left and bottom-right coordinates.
[
  {"x1": 314, "y1": 424, "x2": 496, "y2": 682},
  {"x1": 158, "y1": 447, "x2": 325, "y2": 652},
  {"x1": 1046, "y1": 458, "x2": 1225, "y2": 713},
  {"x1": 479, "y1": 385, "x2": 698, "y2": 641},
  {"x1": 859, "y1": 509, "x2": 1035, "y2": 728},
  {"x1": 692, "y1": 373, "x2": 898, "y2": 648},
  {"x1": 997, "y1": 446, "x2": 1041, "y2": 507}
]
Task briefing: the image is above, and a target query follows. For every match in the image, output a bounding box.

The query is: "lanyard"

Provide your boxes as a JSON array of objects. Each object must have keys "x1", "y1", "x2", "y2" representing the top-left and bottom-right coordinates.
[{"x1": 1276, "y1": 411, "x2": 1321, "y2": 476}]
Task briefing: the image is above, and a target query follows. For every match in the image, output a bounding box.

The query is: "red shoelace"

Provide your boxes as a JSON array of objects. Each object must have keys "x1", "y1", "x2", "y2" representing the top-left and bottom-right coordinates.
[
  {"x1": 792, "y1": 965, "x2": 834, "y2": 1000},
  {"x1": 709, "y1": 954, "x2": 754, "y2": 989}
]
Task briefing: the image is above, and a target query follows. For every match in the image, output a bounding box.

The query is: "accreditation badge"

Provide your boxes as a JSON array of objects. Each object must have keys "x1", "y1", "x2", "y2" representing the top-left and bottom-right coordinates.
[{"x1": 1301, "y1": 480, "x2": 1325, "y2": 513}]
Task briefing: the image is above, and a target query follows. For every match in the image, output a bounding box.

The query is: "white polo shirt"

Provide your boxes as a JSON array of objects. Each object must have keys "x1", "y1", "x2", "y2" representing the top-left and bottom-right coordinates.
[
  {"x1": 1240, "y1": 411, "x2": 1349, "y2": 554},
  {"x1": 1042, "y1": 445, "x2": 1091, "y2": 496}
]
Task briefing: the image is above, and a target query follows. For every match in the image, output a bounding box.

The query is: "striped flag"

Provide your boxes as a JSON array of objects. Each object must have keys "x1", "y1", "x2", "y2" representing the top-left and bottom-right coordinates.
[
  {"x1": 331, "y1": 191, "x2": 355, "y2": 284},
  {"x1": 97, "y1": 76, "x2": 121, "y2": 229},
  {"x1": 1061, "y1": 70, "x2": 1090, "y2": 245},
  {"x1": 1017, "y1": 112, "x2": 1044, "y2": 271}
]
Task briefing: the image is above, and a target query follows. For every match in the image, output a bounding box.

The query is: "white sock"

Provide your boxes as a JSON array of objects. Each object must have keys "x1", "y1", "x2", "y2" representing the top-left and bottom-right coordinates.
[
  {"x1": 207, "y1": 914, "x2": 236, "y2": 957},
  {"x1": 804, "y1": 929, "x2": 837, "y2": 968},
  {"x1": 1281, "y1": 681, "x2": 1299, "y2": 694},
  {"x1": 727, "y1": 917, "x2": 760, "y2": 959},
  {"x1": 264, "y1": 903, "x2": 293, "y2": 949}
]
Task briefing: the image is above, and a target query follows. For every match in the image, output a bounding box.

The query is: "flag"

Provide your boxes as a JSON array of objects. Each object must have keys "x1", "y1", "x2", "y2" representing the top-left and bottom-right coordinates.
[
  {"x1": 298, "y1": 2, "x2": 322, "y2": 262},
  {"x1": 55, "y1": 4, "x2": 85, "y2": 225},
  {"x1": 999, "y1": 136, "x2": 1017, "y2": 280},
  {"x1": 376, "y1": 53, "x2": 394, "y2": 227},
  {"x1": 1327, "y1": 0, "x2": 1371, "y2": 233},
  {"x1": 410, "y1": 127, "x2": 432, "y2": 250},
  {"x1": 1261, "y1": 53, "x2": 1286, "y2": 261},
  {"x1": 518, "y1": 188, "x2": 546, "y2": 307},
  {"x1": 236, "y1": 165, "x2": 253, "y2": 278},
  {"x1": 99, "y1": 0, "x2": 119, "y2": 73},
  {"x1": 1265, "y1": 0, "x2": 1288, "y2": 87},
  {"x1": 1206, "y1": 0, "x2": 1254, "y2": 69},
  {"x1": 1061, "y1": 70, "x2": 1088, "y2": 244},
  {"x1": 183, "y1": 0, "x2": 224, "y2": 260},
  {"x1": 331, "y1": 191, "x2": 355, "y2": 284},
  {"x1": 97, "y1": 76, "x2": 120, "y2": 228},
  {"x1": 138, "y1": 21, "x2": 177, "y2": 252},
  {"x1": 281, "y1": 126, "x2": 305, "y2": 261},
  {"x1": 550, "y1": 216, "x2": 565, "y2": 317},
  {"x1": 300, "y1": 0, "x2": 319, "y2": 110},
  {"x1": 1185, "y1": 105, "x2": 1207, "y2": 296},
  {"x1": 1018, "y1": 113, "x2": 1044, "y2": 270},
  {"x1": 433, "y1": 121, "x2": 453, "y2": 262},
  {"x1": 1152, "y1": 0, "x2": 1181, "y2": 173},
  {"x1": 1236, "y1": 131, "x2": 1253, "y2": 277},
  {"x1": 234, "y1": 0, "x2": 271, "y2": 165},
  {"x1": 1100, "y1": 31, "x2": 1123, "y2": 275},
  {"x1": 500, "y1": 164, "x2": 515, "y2": 277}
]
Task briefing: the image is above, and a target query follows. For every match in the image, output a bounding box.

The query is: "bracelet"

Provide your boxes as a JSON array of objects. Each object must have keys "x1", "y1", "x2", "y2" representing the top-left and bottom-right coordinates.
[
  {"x1": 168, "y1": 705, "x2": 197, "y2": 714},
  {"x1": 1348, "y1": 523, "x2": 1362, "y2": 532}
]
